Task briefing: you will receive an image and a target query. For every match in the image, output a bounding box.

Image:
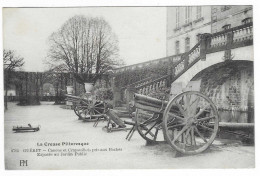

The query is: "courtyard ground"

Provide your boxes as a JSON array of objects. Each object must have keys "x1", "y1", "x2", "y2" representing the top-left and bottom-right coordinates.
[{"x1": 4, "y1": 102, "x2": 255, "y2": 170}]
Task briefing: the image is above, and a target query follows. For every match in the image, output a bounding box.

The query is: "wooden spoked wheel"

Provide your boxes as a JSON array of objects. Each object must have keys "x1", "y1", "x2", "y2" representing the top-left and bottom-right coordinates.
[
  {"x1": 76, "y1": 101, "x2": 106, "y2": 122},
  {"x1": 73, "y1": 104, "x2": 88, "y2": 119},
  {"x1": 135, "y1": 108, "x2": 165, "y2": 143},
  {"x1": 162, "y1": 91, "x2": 219, "y2": 155}
]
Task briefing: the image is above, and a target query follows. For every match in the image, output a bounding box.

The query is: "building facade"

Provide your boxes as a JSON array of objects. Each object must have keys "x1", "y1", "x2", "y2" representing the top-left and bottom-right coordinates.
[
  {"x1": 166, "y1": 5, "x2": 253, "y2": 56},
  {"x1": 166, "y1": 5, "x2": 254, "y2": 123},
  {"x1": 211, "y1": 5, "x2": 253, "y2": 33},
  {"x1": 166, "y1": 6, "x2": 212, "y2": 56}
]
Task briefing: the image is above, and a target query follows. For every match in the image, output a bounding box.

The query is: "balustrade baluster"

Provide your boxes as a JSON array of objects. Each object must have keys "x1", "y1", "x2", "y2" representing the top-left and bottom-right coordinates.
[
  {"x1": 221, "y1": 34, "x2": 225, "y2": 45},
  {"x1": 250, "y1": 26, "x2": 253, "y2": 39},
  {"x1": 217, "y1": 36, "x2": 220, "y2": 46},
  {"x1": 162, "y1": 79, "x2": 166, "y2": 87},
  {"x1": 146, "y1": 86, "x2": 149, "y2": 95},
  {"x1": 234, "y1": 30, "x2": 239, "y2": 42},
  {"x1": 156, "y1": 82, "x2": 159, "y2": 91},
  {"x1": 152, "y1": 83, "x2": 156, "y2": 92},
  {"x1": 212, "y1": 37, "x2": 216, "y2": 47},
  {"x1": 246, "y1": 27, "x2": 250, "y2": 40},
  {"x1": 223, "y1": 34, "x2": 227, "y2": 45},
  {"x1": 219, "y1": 35, "x2": 223, "y2": 46},
  {"x1": 233, "y1": 30, "x2": 237, "y2": 42},
  {"x1": 239, "y1": 29, "x2": 243, "y2": 41}
]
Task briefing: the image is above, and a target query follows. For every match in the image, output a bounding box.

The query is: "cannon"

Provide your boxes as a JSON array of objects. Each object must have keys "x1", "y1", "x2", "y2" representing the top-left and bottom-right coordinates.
[
  {"x1": 133, "y1": 91, "x2": 219, "y2": 155},
  {"x1": 13, "y1": 124, "x2": 41, "y2": 132},
  {"x1": 65, "y1": 94, "x2": 134, "y2": 132},
  {"x1": 65, "y1": 94, "x2": 107, "y2": 122}
]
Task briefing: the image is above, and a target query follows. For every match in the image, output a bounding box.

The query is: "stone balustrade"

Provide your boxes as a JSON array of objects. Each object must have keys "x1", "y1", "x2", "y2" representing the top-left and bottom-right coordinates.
[
  {"x1": 117, "y1": 22, "x2": 253, "y2": 99},
  {"x1": 233, "y1": 25, "x2": 253, "y2": 42},
  {"x1": 137, "y1": 77, "x2": 167, "y2": 95},
  {"x1": 188, "y1": 45, "x2": 200, "y2": 64},
  {"x1": 211, "y1": 33, "x2": 227, "y2": 48},
  {"x1": 175, "y1": 60, "x2": 185, "y2": 75}
]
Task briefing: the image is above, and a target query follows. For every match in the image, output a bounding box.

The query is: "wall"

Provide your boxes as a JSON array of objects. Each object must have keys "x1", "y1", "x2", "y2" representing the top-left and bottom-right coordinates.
[
  {"x1": 211, "y1": 5, "x2": 253, "y2": 33},
  {"x1": 174, "y1": 45, "x2": 253, "y2": 87},
  {"x1": 6, "y1": 90, "x2": 16, "y2": 96},
  {"x1": 167, "y1": 6, "x2": 212, "y2": 56},
  {"x1": 191, "y1": 61, "x2": 254, "y2": 123}
]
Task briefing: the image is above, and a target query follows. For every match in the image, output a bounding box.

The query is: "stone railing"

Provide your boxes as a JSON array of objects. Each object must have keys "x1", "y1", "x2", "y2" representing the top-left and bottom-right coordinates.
[
  {"x1": 207, "y1": 22, "x2": 253, "y2": 52},
  {"x1": 135, "y1": 75, "x2": 169, "y2": 95},
  {"x1": 114, "y1": 55, "x2": 181, "y2": 74},
  {"x1": 233, "y1": 23, "x2": 253, "y2": 43},
  {"x1": 210, "y1": 33, "x2": 227, "y2": 48},
  {"x1": 118, "y1": 22, "x2": 253, "y2": 99}
]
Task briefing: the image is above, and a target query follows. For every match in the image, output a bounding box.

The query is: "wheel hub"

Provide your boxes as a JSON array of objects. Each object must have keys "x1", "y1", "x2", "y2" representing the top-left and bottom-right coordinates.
[{"x1": 186, "y1": 117, "x2": 197, "y2": 126}]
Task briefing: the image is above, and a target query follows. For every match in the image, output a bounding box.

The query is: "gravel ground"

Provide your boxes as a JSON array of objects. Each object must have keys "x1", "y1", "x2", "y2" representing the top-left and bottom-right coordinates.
[{"x1": 4, "y1": 102, "x2": 255, "y2": 170}]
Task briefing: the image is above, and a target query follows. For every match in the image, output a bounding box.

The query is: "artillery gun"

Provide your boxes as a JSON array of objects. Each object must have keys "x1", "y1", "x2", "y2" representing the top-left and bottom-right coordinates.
[{"x1": 133, "y1": 91, "x2": 219, "y2": 155}]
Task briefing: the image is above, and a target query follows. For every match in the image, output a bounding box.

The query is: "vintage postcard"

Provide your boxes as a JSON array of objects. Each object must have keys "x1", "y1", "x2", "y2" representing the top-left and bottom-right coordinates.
[{"x1": 3, "y1": 5, "x2": 255, "y2": 170}]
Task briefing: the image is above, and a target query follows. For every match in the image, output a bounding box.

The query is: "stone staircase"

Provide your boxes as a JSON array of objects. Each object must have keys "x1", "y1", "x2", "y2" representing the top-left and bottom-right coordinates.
[
  {"x1": 114, "y1": 22, "x2": 253, "y2": 119},
  {"x1": 125, "y1": 22, "x2": 253, "y2": 98}
]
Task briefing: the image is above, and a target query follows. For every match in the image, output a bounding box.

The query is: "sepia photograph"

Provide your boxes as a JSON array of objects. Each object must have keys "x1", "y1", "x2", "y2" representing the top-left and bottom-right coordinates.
[{"x1": 2, "y1": 4, "x2": 255, "y2": 170}]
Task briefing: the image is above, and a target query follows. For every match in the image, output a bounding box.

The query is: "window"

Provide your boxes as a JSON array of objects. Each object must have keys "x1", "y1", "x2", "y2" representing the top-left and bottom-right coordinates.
[
  {"x1": 176, "y1": 7, "x2": 180, "y2": 28},
  {"x1": 222, "y1": 24, "x2": 231, "y2": 30},
  {"x1": 185, "y1": 7, "x2": 192, "y2": 24},
  {"x1": 185, "y1": 37, "x2": 190, "y2": 52},
  {"x1": 242, "y1": 17, "x2": 253, "y2": 25},
  {"x1": 175, "y1": 41, "x2": 180, "y2": 54},
  {"x1": 196, "y1": 6, "x2": 202, "y2": 19}
]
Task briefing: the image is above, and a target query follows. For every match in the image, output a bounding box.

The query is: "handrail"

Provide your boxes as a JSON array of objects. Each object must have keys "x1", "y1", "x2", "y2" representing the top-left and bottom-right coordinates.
[
  {"x1": 121, "y1": 76, "x2": 155, "y2": 89},
  {"x1": 114, "y1": 54, "x2": 182, "y2": 72},
  {"x1": 211, "y1": 22, "x2": 252, "y2": 38},
  {"x1": 135, "y1": 42, "x2": 201, "y2": 91},
  {"x1": 122, "y1": 22, "x2": 253, "y2": 96},
  {"x1": 135, "y1": 74, "x2": 170, "y2": 90}
]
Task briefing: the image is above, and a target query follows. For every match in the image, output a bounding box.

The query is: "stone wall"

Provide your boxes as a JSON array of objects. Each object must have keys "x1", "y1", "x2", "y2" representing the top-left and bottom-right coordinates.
[
  {"x1": 211, "y1": 5, "x2": 253, "y2": 33},
  {"x1": 191, "y1": 61, "x2": 254, "y2": 122}
]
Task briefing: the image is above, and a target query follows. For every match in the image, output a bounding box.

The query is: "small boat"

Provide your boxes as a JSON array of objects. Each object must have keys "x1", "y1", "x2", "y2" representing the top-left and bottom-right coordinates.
[{"x1": 12, "y1": 124, "x2": 40, "y2": 132}]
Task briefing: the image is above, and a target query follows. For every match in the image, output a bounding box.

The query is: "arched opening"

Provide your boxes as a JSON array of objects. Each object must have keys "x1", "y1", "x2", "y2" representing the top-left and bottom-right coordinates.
[
  {"x1": 191, "y1": 60, "x2": 254, "y2": 123},
  {"x1": 41, "y1": 83, "x2": 56, "y2": 102}
]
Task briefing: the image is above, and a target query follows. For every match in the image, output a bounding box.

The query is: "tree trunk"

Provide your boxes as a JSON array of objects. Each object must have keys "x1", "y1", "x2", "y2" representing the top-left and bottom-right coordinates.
[{"x1": 5, "y1": 87, "x2": 8, "y2": 110}]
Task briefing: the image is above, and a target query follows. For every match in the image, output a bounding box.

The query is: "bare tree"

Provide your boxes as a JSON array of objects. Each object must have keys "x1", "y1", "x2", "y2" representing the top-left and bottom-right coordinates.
[
  {"x1": 47, "y1": 15, "x2": 122, "y2": 93},
  {"x1": 3, "y1": 49, "x2": 24, "y2": 110}
]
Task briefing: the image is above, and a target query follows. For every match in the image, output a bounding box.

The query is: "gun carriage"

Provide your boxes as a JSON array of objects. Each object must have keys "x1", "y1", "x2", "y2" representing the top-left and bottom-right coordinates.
[
  {"x1": 133, "y1": 91, "x2": 219, "y2": 155},
  {"x1": 65, "y1": 93, "x2": 133, "y2": 132},
  {"x1": 66, "y1": 94, "x2": 107, "y2": 122},
  {"x1": 65, "y1": 81, "x2": 253, "y2": 155},
  {"x1": 13, "y1": 124, "x2": 40, "y2": 132}
]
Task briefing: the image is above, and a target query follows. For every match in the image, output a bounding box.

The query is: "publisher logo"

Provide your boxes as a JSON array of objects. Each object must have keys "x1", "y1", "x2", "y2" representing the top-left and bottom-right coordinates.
[{"x1": 20, "y1": 160, "x2": 28, "y2": 167}]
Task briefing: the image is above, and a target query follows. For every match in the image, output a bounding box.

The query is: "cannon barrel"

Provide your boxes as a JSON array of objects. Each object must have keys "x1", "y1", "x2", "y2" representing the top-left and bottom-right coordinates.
[
  {"x1": 134, "y1": 93, "x2": 168, "y2": 107},
  {"x1": 133, "y1": 93, "x2": 180, "y2": 113},
  {"x1": 65, "y1": 94, "x2": 89, "y2": 103}
]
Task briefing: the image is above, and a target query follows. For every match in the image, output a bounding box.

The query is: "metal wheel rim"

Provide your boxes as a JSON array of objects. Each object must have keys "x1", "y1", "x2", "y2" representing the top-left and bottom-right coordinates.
[{"x1": 162, "y1": 91, "x2": 219, "y2": 155}]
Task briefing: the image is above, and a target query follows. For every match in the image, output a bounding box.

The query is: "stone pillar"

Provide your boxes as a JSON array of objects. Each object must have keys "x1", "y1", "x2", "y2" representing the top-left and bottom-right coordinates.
[
  {"x1": 66, "y1": 86, "x2": 74, "y2": 108},
  {"x1": 223, "y1": 31, "x2": 234, "y2": 61},
  {"x1": 111, "y1": 76, "x2": 121, "y2": 107},
  {"x1": 200, "y1": 33, "x2": 212, "y2": 61},
  {"x1": 125, "y1": 86, "x2": 136, "y2": 110},
  {"x1": 113, "y1": 87, "x2": 121, "y2": 107}
]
